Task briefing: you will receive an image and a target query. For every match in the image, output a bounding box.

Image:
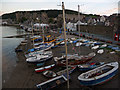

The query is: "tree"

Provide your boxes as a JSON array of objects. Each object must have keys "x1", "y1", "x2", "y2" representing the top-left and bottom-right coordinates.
[{"x1": 49, "y1": 18, "x2": 54, "y2": 24}]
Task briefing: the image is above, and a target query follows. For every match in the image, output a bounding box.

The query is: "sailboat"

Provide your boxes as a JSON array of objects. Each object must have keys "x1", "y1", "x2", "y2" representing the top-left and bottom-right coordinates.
[{"x1": 26, "y1": 21, "x2": 53, "y2": 63}]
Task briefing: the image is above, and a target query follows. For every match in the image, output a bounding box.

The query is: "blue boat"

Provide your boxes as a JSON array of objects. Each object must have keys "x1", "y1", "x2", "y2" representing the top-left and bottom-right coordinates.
[
  {"x1": 78, "y1": 62, "x2": 104, "y2": 71},
  {"x1": 28, "y1": 48, "x2": 35, "y2": 52},
  {"x1": 37, "y1": 62, "x2": 45, "y2": 67},
  {"x1": 34, "y1": 38, "x2": 42, "y2": 42},
  {"x1": 51, "y1": 45, "x2": 58, "y2": 49},
  {"x1": 83, "y1": 41, "x2": 89, "y2": 43},
  {"x1": 107, "y1": 45, "x2": 113, "y2": 49},
  {"x1": 85, "y1": 44, "x2": 90, "y2": 47},
  {"x1": 15, "y1": 49, "x2": 23, "y2": 52},
  {"x1": 73, "y1": 40, "x2": 78, "y2": 44},
  {"x1": 78, "y1": 62, "x2": 118, "y2": 86},
  {"x1": 111, "y1": 47, "x2": 119, "y2": 51},
  {"x1": 94, "y1": 43, "x2": 102, "y2": 45},
  {"x1": 28, "y1": 43, "x2": 54, "y2": 52}
]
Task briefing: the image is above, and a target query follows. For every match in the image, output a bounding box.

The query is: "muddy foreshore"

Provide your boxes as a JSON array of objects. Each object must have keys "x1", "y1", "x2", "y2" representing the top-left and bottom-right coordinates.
[{"x1": 2, "y1": 31, "x2": 120, "y2": 89}]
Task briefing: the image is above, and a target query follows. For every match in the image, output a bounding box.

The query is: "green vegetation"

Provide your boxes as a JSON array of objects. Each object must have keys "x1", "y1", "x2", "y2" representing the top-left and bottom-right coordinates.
[
  {"x1": 1, "y1": 9, "x2": 78, "y2": 20},
  {"x1": 48, "y1": 18, "x2": 54, "y2": 23}
]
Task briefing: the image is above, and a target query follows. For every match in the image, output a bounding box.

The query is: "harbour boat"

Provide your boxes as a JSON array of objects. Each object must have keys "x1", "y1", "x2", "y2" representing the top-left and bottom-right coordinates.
[
  {"x1": 106, "y1": 41, "x2": 112, "y2": 44},
  {"x1": 54, "y1": 52, "x2": 96, "y2": 66},
  {"x1": 94, "y1": 42, "x2": 102, "y2": 45},
  {"x1": 115, "y1": 49, "x2": 120, "y2": 52},
  {"x1": 35, "y1": 64, "x2": 55, "y2": 73},
  {"x1": 36, "y1": 75, "x2": 70, "y2": 89},
  {"x1": 78, "y1": 62, "x2": 104, "y2": 71},
  {"x1": 91, "y1": 45, "x2": 99, "y2": 50},
  {"x1": 76, "y1": 42, "x2": 83, "y2": 46},
  {"x1": 72, "y1": 40, "x2": 78, "y2": 44},
  {"x1": 43, "y1": 70, "x2": 56, "y2": 78},
  {"x1": 34, "y1": 44, "x2": 47, "y2": 50},
  {"x1": 85, "y1": 44, "x2": 90, "y2": 47},
  {"x1": 110, "y1": 51, "x2": 115, "y2": 54},
  {"x1": 60, "y1": 41, "x2": 65, "y2": 45},
  {"x1": 30, "y1": 35, "x2": 41, "y2": 39},
  {"x1": 78, "y1": 62, "x2": 119, "y2": 86},
  {"x1": 37, "y1": 43, "x2": 54, "y2": 51},
  {"x1": 34, "y1": 38, "x2": 43, "y2": 42},
  {"x1": 69, "y1": 40, "x2": 73, "y2": 43},
  {"x1": 37, "y1": 62, "x2": 45, "y2": 67},
  {"x1": 20, "y1": 40, "x2": 27, "y2": 46},
  {"x1": 97, "y1": 49, "x2": 104, "y2": 54},
  {"x1": 44, "y1": 39, "x2": 56, "y2": 44},
  {"x1": 26, "y1": 54, "x2": 53, "y2": 63},
  {"x1": 56, "y1": 66, "x2": 76, "y2": 76},
  {"x1": 28, "y1": 43, "x2": 54, "y2": 52},
  {"x1": 25, "y1": 51, "x2": 52, "y2": 58},
  {"x1": 111, "y1": 47, "x2": 119, "y2": 51},
  {"x1": 107, "y1": 45, "x2": 113, "y2": 49},
  {"x1": 51, "y1": 39, "x2": 64, "y2": 48},
  {"x1": 99, "y1": 44, "x2": 107, "y2": 49},
  {"x1": 81, "y1": 43, "x2": 87, "y2": 46},
  {"x1": 15, "y1": 48, "x2": 23, "y2": 52}
]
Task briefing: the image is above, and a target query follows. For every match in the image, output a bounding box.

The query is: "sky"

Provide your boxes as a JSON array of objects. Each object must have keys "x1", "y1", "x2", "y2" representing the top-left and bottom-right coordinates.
[{"x1": 0, "y1": 0, "x2": 120, "y2": 16}]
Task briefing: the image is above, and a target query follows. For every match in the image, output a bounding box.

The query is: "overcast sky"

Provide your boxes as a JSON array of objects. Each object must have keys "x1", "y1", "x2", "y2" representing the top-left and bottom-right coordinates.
[{"x1": 0, "y1": 0, "x2": 120, "y2": 16}]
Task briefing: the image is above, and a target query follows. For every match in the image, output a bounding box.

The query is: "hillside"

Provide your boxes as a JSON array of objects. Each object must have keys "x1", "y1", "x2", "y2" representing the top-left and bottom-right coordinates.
[{"x1": 1, "y1": 9, "x2": 80, "y2": 20}]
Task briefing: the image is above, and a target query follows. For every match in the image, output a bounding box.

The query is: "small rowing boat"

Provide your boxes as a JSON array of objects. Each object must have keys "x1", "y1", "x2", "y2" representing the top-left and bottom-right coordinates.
[
  {"x1": 36, "y1": 75, "x2": 70, "y2": 89},
  {"x1": 78, "y1": 62, "x2": 119, "y2": 86},
  {"x1": 97, "y1": 49, "x2": 104, "y2": 54},
  {"x1": 56, "y1": 66, "x2": 76, "y2": 76},
  {"x1": 36, "y1": 62, "x2": 45, "y2": 67},
  {"x1": 91, "y1": 45, "x2": 99, "y2": 50},
  {"x1": 35, "y1": 64, "x2": 55, "y2": 73},
  {"x1": 43, "y1": 70, "x2": 56, "y2": 78}
]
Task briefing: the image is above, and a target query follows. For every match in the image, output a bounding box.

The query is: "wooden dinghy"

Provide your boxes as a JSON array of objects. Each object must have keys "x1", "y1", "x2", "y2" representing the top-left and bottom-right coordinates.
[
  {"x1": 91, "y1": 45, "x2": 99, "y2": 50},
  {"x1": 35, "y1": 64, "x2": 55, "y2": 73},
  {"x1": 54, "y1": 52, "x2": 96, "y2": 66},
  {"x1": 56, "y1": 66, "x2": 76, "y2": 76},
  {"x1": 43, "y1": 70, "x2": 56, "y2": 78},
  {"x1": 97, "y1": 49, "x2": 104, "y2": 54},
  {"x1": 36, "y1": 75, "x2": 70, "y2": 89},
  {"x1": 78, "y1": 62, "x2": 119, "y2": 86},
  {"x1": 99, "y1": 44, "x2": 107, "y2": 49}
]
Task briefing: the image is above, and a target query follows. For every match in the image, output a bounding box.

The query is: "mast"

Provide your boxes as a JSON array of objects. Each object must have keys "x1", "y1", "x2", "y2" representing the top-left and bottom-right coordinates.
[
  {"x1": 78, "y1": 5, "x2": 80, "y2": 54},
  {"x1": 42, "y1": 24, "x2": 45, "y2": 43},
  {"x1": 31, "y1": 21, "x2": 35, "y2": 48},
  {"x1": 62, "y1": 2, "x2": 69, "y2": 89}
]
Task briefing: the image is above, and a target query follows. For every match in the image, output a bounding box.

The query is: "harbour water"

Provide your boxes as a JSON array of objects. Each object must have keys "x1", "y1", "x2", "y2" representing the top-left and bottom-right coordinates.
[{"x1": 1, "y1": 26, "x2": 25, "y2": 84}]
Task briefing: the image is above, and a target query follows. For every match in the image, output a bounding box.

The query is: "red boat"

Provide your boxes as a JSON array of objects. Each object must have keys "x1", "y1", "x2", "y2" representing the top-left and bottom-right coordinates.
[
  {"x1": 54, "y1": 52, "x2": 96, "y2": 66},
  {"x1": 35, "y1": 64, "x2": 55, "y2": 73}
]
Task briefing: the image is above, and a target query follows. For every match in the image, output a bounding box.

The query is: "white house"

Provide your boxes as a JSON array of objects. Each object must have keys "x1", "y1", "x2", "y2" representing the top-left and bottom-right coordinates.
[
  {"x1": 66, "y1": 21, "x2": 87, "y2": 32},
  {"x1": 100, "y1": 16, "x2": 106, "y2": 22},
  {"x1": 34, "y1": 23, "x2": 49, "y2": 28},
  {"x1": 77, "y1": 21, "x2": 87, "y2": 25},
  {"x1": 66, "y1": 22, "x2": 77, "y2": 31}
]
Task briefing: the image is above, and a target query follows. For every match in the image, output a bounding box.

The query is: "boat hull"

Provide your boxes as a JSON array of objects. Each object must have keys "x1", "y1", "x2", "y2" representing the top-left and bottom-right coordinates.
[
  {"x1": 79, "y1": 68, "x2": 118, "y2": 86},
  {"x1": 26, "y1": 56, "x2": 53, "y2": 63},
  {"x1": 57, "y1": 57, "x2": 93, "y2": 66},
  {"x1": 35, "y1": 66, "x2": 54, "y2": 73}
]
